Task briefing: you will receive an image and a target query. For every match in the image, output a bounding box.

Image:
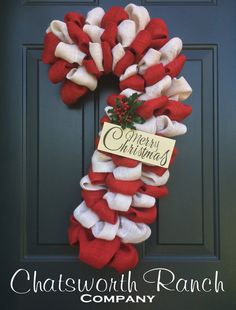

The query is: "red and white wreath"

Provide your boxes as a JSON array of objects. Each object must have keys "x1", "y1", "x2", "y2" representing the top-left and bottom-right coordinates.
[{"x1": 42, "y1": 3, "x2": 192, "y2": 272}]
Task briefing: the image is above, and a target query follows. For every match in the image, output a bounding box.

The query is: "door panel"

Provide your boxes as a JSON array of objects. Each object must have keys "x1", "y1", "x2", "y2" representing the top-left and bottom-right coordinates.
[{"x1": 1, "y1": 0, "x2": 236, "y2": 309}]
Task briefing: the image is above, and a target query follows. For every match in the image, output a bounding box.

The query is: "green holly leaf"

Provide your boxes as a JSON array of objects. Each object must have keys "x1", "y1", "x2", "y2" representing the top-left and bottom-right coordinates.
[
  {"x1": 111, "y1": 115, "x2": 118, "y2": 122},
  {"x1": 127, "y1": 94, "x2": 137, "y2": 106},
  {"x1": 133, "y1": 116, "x2": 145, "y2": 124},
  {"x1": 130, "y1": 93, "x2": 139, "y2": 101},
  {"x1": 107, "y1": 108, "x2": 113, "y2": 114},
  {"x1": 127, "y1": 124, "x2": 136, "y2": 129},
  {"x1": 115, "y1": 98, "x2": 121, "y2": 108},
  {"x1": 135, "y1": 100, "x2": 143, "y2": 107},
  {"x1": 129, "y1": 102, "x2": 141, "y2": 114}
]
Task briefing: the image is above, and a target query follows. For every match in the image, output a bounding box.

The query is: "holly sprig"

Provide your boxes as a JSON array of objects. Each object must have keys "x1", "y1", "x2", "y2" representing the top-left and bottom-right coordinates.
[{"x1": 107, "y1": 93, "x2": 145, "y2": 129}]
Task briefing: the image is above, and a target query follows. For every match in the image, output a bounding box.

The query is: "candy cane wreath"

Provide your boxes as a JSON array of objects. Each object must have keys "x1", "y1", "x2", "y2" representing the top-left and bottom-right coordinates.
[{"x1": 42, "y1": 3, "x2": 193, "y2": 272}]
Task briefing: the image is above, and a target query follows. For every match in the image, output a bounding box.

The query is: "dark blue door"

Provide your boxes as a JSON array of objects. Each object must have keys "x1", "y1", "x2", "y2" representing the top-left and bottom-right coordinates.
[{"x1": 1, "y1": 0, "x2": 236, "y2": 309}]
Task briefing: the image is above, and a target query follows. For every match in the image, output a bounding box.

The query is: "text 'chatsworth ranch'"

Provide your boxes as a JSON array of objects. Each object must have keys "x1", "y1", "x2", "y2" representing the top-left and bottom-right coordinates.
[{"x1": 10, "y1": 268, "x2": 225, "y2": 303}]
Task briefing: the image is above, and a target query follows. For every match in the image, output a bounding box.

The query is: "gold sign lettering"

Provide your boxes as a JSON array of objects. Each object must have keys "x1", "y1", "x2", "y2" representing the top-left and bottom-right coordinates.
[{"x1": 98, "y1": 122, "x2": 176, "y2": 168}]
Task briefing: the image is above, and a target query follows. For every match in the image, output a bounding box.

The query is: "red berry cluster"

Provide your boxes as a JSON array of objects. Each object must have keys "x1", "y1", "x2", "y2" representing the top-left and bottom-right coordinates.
[
  {"x1": 108, "y1": 93, "x2": 144, "y2": 129},
  {"x1": 113, "y1": 102, "x2": 133, "y2": 124}
]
